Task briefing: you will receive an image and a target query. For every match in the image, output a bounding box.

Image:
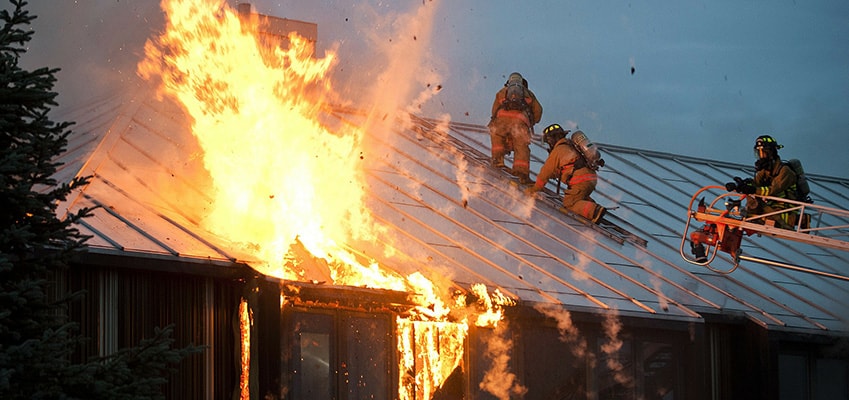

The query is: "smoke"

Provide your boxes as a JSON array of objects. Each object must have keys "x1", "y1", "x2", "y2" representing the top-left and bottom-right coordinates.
[
  {"x1": 633, "y1": 249, "x2": 671, "y2": 312},
  {"x1": 22, "y1": 1, "x2": 163, "y2": 113},
  {"x1": 600, "y1": 309, "x2": 633, "y2": 389},
  {"x1": 478, "y1": 321, "x2": 527, "y2": 400},
  {"x1": 536, "y1": 304, "x2": 635, "y2": 391},
  {"x1": 433, "y1": 116, "x2": 483, "y2": 209},
  {"x1": 336, "y1": 0, "x2": 444, "y2": 136},
  {"x1": 651, "y1": 274, "x2": 670, "y2": 311},
  {"x1": 533, "y1": 303, "x2": 591, "y2": 362}
]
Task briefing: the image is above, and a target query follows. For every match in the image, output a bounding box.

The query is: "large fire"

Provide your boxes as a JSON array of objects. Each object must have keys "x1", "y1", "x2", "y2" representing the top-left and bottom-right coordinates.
[
  {"x1": 139, "y1": 0, "x2": 514, "y2": 397},
  {"x1": 138, "y1": 0, "x2": 380, "y2": 285}
]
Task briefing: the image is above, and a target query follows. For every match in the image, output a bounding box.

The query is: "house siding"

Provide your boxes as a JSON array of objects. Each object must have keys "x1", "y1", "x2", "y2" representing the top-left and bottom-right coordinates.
[
  {"x1": 58, "y1": 258, "x2": 849, "y2": 399},
  {"x1": 64, "y1": 260, "x2": 246, "y2": 399}
]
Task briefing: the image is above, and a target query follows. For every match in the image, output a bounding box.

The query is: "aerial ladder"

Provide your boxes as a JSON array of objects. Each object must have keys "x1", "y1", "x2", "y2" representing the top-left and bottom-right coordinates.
[{"x1": 679, "y1": 185, "x2": 849, "y2": 281}]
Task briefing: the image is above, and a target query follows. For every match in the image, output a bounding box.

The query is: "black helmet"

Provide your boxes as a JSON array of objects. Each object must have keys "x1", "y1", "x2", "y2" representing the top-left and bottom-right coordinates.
[
  {"x1": 542, "y1": 124, "x2": 568, "y2": 152},
  {"x1": 754, "y1": 134, "x2": 782, "y2": 160}
]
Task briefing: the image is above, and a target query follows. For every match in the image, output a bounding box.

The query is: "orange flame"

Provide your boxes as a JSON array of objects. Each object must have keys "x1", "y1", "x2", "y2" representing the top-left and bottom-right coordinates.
[
  {"x1": 138, "y1": 0, "x2": 387, "y2": 285},
  {"x1": 238, "y1": 298, "x2": 252, "y2": 400},
  {"x1": 470, "y1": 283, "x2": 515, "y2": 328},
  {"x1": 139, "y1": 0, "x2": 517, "y2": 396},
  {"x1": 398, "y1": 319, "x2": 468, "y2": 400}
]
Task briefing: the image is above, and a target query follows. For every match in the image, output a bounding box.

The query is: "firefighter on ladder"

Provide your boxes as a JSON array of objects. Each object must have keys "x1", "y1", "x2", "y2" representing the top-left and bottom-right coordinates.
[
  {"x1": 488, "y1": 72, "x2": 543, "y2": 185},
  {"x1": 525, "y1": 124, "x2": 607, "y2": 224},
  {"x1": 725, "y1": 135, "x2": 800, "y2": 229}
]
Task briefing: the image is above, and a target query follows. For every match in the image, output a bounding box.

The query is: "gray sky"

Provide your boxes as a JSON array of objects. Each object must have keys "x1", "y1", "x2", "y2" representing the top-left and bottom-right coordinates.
[{"x1": 21, "y1": 0, "x2": 849, "y2": 177}]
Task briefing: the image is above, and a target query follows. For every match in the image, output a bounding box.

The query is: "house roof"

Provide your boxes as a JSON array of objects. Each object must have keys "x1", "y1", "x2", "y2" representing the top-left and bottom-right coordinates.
[{"x1": 54, "y1": 87, "x2": 849, "y2": 335}]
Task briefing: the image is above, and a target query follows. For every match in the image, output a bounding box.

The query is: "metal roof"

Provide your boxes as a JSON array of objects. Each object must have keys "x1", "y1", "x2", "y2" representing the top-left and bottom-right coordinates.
[{"x1": 54, "y1": 88, "x2": 849, "y2": 335}]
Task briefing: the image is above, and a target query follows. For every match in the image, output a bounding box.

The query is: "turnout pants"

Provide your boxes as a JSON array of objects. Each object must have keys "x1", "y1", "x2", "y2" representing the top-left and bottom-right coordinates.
[{"x1": 489, "y1": 118, "x2": 532, "y2": 176}]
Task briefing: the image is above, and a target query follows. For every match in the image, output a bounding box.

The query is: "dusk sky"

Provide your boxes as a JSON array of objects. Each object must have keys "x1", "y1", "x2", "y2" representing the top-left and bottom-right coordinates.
[{"x1": 21, "y1": 0, "x2": 849, "y2": 177}]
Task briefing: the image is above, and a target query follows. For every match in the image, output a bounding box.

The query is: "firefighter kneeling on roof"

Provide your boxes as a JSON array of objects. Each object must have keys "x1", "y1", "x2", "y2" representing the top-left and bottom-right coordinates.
[
  {"x1": 725, "y1": 134, "x2": 811, "y2": 230},
  {"x1": 525, "y1": 124, "x2": 607, "y2": 224}
]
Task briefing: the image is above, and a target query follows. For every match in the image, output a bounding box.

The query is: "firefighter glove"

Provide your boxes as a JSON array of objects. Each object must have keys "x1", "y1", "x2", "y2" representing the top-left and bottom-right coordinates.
[{"x1": 732, "y1": 177, "x2": 755, "y2": 194}]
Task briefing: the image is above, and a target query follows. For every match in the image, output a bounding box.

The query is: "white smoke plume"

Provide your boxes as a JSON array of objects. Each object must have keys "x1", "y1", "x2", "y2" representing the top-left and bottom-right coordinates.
[
  {"x1": 651, "y1": 274, "x2": 670, "y2": 312},
  {"x1": 600, "y1": 309, "x2": 633, "y2": 388},
  {"x1": 533, "y1": 303, "x2": 591, "y2": 362},
  {"x1": 350, "y1": 1, "x2": 443, "y2": 135},
  {"x1": 478, "y1": 321, "x2": 527, "y2": 400},
  {"x1": 634, "y1": 250, "x2": 671, "y2": 312},
  {"x1": 423, "y1": 115, "x2": 480, "y2": 208}
]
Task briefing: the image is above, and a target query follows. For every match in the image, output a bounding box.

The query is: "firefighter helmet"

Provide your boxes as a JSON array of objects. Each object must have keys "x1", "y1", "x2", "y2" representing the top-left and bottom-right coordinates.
[
  {"x1": 542, "y1": 123, "x2": 568, "y2": 152},
  {"x1": 754, "y1": 135, "x2": 782, "y2": 160}
]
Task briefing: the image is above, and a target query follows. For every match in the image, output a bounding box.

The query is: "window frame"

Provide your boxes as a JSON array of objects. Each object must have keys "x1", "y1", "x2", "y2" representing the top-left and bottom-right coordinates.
[{"x1": 281, "y1": 306, "x2": 396, "y2": 400}]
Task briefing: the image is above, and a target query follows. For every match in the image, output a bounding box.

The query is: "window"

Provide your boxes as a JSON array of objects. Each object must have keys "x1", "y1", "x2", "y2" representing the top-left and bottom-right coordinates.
[
  {"x1": 343, "y1": 316, "x2": 391, "y2": 399},
  {"x1": 597, "y1": 338, "x2": 634, "y2": 400},
  {"x1": 521, "y1": 325, "x2": 589, "y2": 399},
  {"x1": 284, "y1": 309, "x2": 393, "y2": 399},
  {"x1": 780, "y1": 351, "x2": 849, "y2": 400},
  {"x1": 290, "y1": 313, "x2": 334, "y2": 399},
  {"x1": 519, "y1": 323, "x2": 683, "y2": 400},
  {"x1": 640, "y1": 342, "x2": 676, "y2": 400},
  {"x1": 595, "y1": 336, "x2": 679, "y2": 400},
  {"x1": 815, "y1": 358, "x2": 849, "y2": 400}
]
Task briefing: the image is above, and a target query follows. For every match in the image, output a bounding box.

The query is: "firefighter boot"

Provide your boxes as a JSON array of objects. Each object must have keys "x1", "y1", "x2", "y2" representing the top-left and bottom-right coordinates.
[{"x1": 591, "y1": 206, "x2": 607, "y2": 224}]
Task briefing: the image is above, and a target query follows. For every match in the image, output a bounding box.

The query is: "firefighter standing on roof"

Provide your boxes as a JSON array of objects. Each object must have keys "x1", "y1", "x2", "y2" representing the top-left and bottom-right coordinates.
[
  {"x1": 488, "y1": 72, "x2": 543, "y2": 184},
  {"x1": 727, "y1": 135, "x2": 799, "y2": 229},
  {"x1": 525, "y1": 124, "x2": 607, "y2": 224}
]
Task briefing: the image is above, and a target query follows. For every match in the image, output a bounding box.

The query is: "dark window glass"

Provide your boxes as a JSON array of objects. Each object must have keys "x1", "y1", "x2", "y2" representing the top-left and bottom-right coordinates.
[
  {"x1": 814, "y1": 358, "x2": 848, "y2": 400},
  {"x1": 344, "y1": 316, "x2": 390, "y2": 400},
  {"x1": 521, "y1": 326, "x2": 588, "y2": 399},
  {"x1": 640, "y1": 342, "x2": 676, "y2": 400},
  {"x1": 291, "y1": 313, "x2": 334, "y2": 399},
  {"x1": 469, "y1": 326, "x2": 518, "y2": 400},
  {"x1": 285, "y1": 310, "x2": 394, "y2": 399},
  {"x1": 779, "y1": 353, "x2": 809, "y2": 400},
  {"x1": 597, "y1": 338, "x2": 634, "y2": 400}
]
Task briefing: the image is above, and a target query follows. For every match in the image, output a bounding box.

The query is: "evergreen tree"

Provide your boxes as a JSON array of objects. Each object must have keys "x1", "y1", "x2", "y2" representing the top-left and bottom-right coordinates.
[{"x1": 0, "y1": 1, "x2": 200, "y2": 398}]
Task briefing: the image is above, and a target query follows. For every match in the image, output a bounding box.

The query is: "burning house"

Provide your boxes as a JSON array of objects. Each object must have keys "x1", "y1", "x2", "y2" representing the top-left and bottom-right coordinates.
[{"x1": 48, "y1": 1, "x2": 849, "y2": 399}]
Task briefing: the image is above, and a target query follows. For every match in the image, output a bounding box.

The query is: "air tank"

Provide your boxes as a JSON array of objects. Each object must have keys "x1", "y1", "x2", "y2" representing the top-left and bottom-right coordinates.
[{"x1": 570, "y1": 130, "x2": 603, "y2": 169}]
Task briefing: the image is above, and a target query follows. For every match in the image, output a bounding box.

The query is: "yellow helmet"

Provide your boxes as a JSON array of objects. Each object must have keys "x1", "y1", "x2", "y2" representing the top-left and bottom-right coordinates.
[
  {"x1": 542, "y1": 124, "x2": 568, "y2": 152},
  {"x1": 754, "y1": 135, "x2": 782, "y2": 160}
]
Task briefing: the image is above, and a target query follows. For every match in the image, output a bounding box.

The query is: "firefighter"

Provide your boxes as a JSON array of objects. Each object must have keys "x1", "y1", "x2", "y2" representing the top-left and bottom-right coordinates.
[
  {"x1": 525, "y1": 124, "x2": 607, "y2": 224},
  {"x1": 726, "y1": 135, "x2": 799, "y2": 229},
  {"x1": 488, "y1": 72, "x2": 543, "y2": 184}
]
